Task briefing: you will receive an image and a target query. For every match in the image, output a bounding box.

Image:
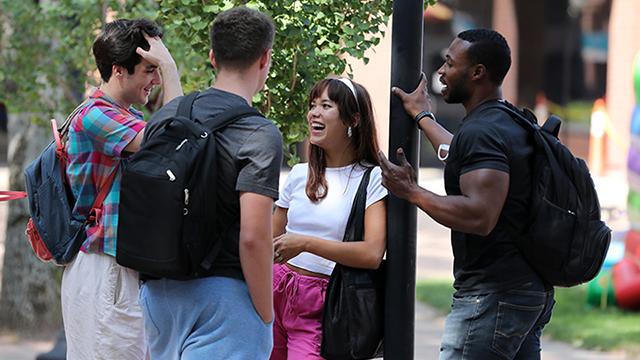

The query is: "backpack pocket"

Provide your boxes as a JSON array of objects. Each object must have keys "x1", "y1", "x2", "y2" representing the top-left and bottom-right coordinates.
[
  {"x1": 581, "y1": 221, "x2": 611, "y2": 280},
  {"x1": 532, "y1": 197, "x2": 576, "y2": 255},
  {"x1": 33, "y1": 175, "x2": 84, "y2": 264},
  {"x1": 524, "y1": 196, "x2": 577, "y2": 280},
  {"x1": 117, "y1": 167, "x2": 189, "y2": 277}
]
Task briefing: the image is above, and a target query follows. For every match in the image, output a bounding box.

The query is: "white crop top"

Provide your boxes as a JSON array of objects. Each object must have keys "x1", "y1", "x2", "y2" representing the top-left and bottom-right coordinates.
[{"x1": 275, "y1": 163, "x2": 387, "y2": 275}]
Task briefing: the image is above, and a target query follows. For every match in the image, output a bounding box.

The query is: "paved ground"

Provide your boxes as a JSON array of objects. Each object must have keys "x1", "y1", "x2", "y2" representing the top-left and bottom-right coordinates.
[{"x1": 0, "y1": 167, "x2": 634, "y2": 359}]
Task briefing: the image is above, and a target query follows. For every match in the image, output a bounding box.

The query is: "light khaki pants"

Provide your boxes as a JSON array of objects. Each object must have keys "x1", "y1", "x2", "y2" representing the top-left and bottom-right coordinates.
[{"x1": 61, "y1": 251, "x2": 147, "y2": 360}]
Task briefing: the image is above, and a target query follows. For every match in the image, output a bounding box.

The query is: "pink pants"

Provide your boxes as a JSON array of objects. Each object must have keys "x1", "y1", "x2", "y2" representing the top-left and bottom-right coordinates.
[{"x1": 270, "y1": 263, "x2": 329, "y2": 360}]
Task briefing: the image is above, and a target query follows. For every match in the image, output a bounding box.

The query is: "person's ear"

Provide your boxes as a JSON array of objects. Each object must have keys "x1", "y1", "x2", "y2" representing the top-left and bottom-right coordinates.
[
  {"x1": 209, "y1": 49, "x2": 218, "y2": 70},
  {"x1": 352, "y1": 113, "x2": 361, "y2": 128},
  {"x1": 112, "y1": 64, "x2": 125, "y2": 79},
  {"x1": 259, "y1": 49, "x2": 272, "y2": 70},
  {"x1": 471, "y1": 64, "x2": 486, "y2": 81}
]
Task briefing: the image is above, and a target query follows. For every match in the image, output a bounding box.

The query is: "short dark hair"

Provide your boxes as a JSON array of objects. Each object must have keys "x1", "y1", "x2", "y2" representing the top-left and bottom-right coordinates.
[
  {"x1": 210, "y1": 7, "x2": 275, "y2": 70},
  {"x1": 457, "y1": 29, "x2": 511, "y2": 85},
  {"x1": 92, "y1": 19, "x2": 162, "y2": 82}
]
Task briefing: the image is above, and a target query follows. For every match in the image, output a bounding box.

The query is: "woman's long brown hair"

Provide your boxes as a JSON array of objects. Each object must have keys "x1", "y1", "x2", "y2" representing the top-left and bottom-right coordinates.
[{"x1": 305, "y1": 78, "x2": 380, "y2": 202}]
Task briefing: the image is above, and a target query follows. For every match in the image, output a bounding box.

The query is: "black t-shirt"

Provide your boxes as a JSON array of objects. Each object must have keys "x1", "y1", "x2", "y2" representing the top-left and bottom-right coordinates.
[
  {"x1": 149, "y1": 88, "x2": 283, "y2": 280},
  {"x1": 444, "y1": 99, "x2": 541, "y2": 296}
]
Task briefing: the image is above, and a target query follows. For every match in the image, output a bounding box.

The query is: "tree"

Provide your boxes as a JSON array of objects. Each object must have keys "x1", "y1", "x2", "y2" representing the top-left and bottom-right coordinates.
[
  {"x1": 2, "y1": 0, "x2": 394, "y2": 161},
  {"x1": 0, "y1": 0, "x2": 393, "y2": 332}
]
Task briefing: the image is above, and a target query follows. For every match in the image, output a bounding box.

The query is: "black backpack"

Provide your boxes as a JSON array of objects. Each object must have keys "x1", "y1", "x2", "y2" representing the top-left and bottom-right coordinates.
[
  {"x1": 491, "y1": 101, "x2": 611, "y2": 287},
  {"x1": 116, "y1": 92, "x2": 261, "y2": 279}
]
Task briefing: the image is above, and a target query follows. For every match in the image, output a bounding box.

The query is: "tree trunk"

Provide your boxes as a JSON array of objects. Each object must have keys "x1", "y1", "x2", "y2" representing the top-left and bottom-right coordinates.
[{"x1": 0, "y1": 113, "x2": 61, "y2": 334}]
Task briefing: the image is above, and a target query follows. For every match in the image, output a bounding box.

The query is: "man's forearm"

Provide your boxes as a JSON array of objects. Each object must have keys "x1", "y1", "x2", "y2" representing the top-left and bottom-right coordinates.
[
  {"x1": 240, "y1": 236, "x2": 273, "y2": 323},
  {"x1": 160, "y1": 61, "x2": 183, "y2": 105},
  {"x1": 418, "y1": 117, "x2": 453, "y2": 154},
  {"x1": 409, "y1": 187, "x2": 495, "y2": 236}
]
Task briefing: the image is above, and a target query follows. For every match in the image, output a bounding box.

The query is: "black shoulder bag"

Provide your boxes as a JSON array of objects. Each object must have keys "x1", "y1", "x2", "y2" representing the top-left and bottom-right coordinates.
[{"x1": 321, "y1": 167, "x2": 385, "y2": 360}]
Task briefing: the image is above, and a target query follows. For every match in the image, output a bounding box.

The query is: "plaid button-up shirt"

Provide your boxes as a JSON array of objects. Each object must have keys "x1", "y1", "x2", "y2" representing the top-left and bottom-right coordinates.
[{"x1": 66, "y1": 88, "x2": 145, "y2": 257}]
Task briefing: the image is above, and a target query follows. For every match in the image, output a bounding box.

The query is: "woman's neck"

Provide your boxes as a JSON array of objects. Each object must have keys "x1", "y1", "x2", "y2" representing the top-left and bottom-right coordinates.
[{"x1": 323, "y1": 145, "x2": 357, "y2": 168}]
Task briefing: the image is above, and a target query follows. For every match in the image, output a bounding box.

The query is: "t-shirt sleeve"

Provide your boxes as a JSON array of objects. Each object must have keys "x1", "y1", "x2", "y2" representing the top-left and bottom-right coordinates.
[
  {"x1": 275, "y1": 164, "x2": 305, "y2": 209},
  {"x1": 80, "y1": 104, "x2": 145, "y2": 158},
  {"x1": 456, "y1": 121, "x2": 509, "y2": 175},
  {"x1": 236, "y1": 121, "x2": 283, "y2": 199},
  {"x1": 366, "y1": 166, "x2": 388, "y2": 208}
]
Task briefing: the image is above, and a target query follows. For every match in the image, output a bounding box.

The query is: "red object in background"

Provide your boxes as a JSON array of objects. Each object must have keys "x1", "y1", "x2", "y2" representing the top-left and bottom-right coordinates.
[
  {"x1": 612, "y1": 258, "x2": 640, "y2": 310},
  {"x1": 625, "y1": 230, "x2": 640, "y2": 259}
]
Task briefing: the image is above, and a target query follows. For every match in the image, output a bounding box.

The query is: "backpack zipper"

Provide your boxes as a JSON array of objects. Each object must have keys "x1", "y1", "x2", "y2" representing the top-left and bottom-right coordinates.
[
  {"x1": 183, "y1": 189, "x2": 189, "y2": 215},
  {"x1": 176, "y1": 139, "x2": 188, "y2": 151},
  {"x1": 166, "y1": 169, "x2": 176, "y2": 181}
]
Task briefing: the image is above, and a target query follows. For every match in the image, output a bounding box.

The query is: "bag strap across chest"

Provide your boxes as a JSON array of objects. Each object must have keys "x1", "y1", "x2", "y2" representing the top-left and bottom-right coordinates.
[{"x1": 342, "y1": 167, "x2": 373, "y2": 243}]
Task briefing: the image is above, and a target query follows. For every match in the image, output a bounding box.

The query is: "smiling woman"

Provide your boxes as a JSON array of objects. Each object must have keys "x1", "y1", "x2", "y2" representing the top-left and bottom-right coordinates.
[
  {"x1": 305, "y1": 77, "x2": 379, "y2": 201},
  {"x1": 270, "y1": 77, "x2": 388, "y2": 359}
]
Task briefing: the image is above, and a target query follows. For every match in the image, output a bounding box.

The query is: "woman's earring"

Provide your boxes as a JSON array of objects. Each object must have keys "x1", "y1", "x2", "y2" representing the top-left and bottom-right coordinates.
[{"x1": 347, "y1": 126, "x2": 353, "y2": 138}]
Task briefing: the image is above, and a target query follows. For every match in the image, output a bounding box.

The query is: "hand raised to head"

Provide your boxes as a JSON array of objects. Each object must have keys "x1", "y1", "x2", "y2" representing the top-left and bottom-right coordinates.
[
  {"x1": 377, "y1": 148, "x2": 419, "y2": 201},
  {"x1": 391, "y1": 73, "x2": 432, "y2": 119},
  {"x1": 136, "y1": 33, "x2": 175, "y2": 68}
]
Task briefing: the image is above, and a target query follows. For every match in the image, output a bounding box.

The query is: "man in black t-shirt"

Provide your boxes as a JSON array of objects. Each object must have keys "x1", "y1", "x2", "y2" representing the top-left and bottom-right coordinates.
[
  {"x1": 379, "y1": 29, "x2": 555, "y2": 360},
  {"x1": 140, "y1": 7, "x2": 283, "y2": 359}
]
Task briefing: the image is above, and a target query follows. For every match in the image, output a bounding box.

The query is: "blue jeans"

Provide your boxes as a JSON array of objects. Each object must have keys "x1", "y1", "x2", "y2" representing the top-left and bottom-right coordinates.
[
  {"x1": 140, "y1": 276, "x2": 273, "y2": 360},
  {"x1": 440, "y1": 283, "x2": 554, "y2": 360}
]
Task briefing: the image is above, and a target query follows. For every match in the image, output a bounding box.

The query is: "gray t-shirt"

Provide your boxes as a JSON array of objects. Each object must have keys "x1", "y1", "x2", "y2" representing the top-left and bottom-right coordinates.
[{"x1": 148, "y1": 88, "x2": 283, "y2": 280}]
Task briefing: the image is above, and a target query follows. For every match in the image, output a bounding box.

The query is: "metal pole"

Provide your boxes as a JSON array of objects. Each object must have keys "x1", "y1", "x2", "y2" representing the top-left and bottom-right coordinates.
[{"x1": 384, "y1": 0, "x2": 423, "y2": 359}]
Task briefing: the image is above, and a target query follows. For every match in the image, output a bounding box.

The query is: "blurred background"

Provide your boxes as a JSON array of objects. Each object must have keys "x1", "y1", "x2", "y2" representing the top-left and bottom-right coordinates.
[{"x1": 2, "y1": 0, "x2": 640, "y2": 358}]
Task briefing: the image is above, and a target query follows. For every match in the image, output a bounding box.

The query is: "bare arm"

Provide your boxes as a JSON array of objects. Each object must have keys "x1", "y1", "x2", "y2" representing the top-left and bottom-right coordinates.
[
  {"x1": 392, "y1": 74, "x2": 452, "y2": 153},
  {"x1": 239, "y1": 192, "x2": 274, "y2": 323},
  {"x1": 272, "y1": 206, "x2": 288, "y2": 238},
  {"x1": 136, "y1": 34, "x2": 183, "y2": 105},
  {"x1": 379, "y1": 148, "x2": 508, "y2": 235},
  {"x1": 273, "y1": 199, "x2": 386, "y2": 269},
  {"x1": 123, "y1": 129, "x2": 145, "y2": 153}
]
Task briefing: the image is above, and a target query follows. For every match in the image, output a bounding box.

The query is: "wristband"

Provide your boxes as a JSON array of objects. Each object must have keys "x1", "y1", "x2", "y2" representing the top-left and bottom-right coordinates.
[{"x1": 414, "y1": 111, "x2": 436, "y2": 127}]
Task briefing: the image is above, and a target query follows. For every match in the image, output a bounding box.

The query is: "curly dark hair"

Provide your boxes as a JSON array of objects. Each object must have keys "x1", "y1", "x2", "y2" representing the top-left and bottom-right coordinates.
[
  {"x1": 457, "y1": 29, "x2": 511, "y2": 85},
  {"x1": 92, "y1": 19, "x2": 162, "y2": 82},
  {"x1": 210, "y1": 7, "x2": 275, "y2": 70}
]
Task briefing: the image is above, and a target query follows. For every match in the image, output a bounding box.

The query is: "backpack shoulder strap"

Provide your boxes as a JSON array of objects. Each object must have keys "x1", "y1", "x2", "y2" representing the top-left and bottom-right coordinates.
[
  {"x1": 485, "y1": 102, "x2": 538, "y2": 132},
  {"x1": 197, "y1": 105, "x2": 264, "y2": 271},
  {"x1": 176, "y1": 91, "x2": 199, "y2": 119},
  {"x1": 59, "y1": 98, "x2": 92, "y2": 139},
  {"x1": 487, "y1": 101, "x2": 562, "y2": 138},
  {"x1": 143, "y1": 92, "x2": 201, "y2": 142},
  {"x1": 203, "y1": 106, "x2": 263, "y2": 132},
  {"x1": 92, "y1": 167, "x2": 118, "y2": 209}
]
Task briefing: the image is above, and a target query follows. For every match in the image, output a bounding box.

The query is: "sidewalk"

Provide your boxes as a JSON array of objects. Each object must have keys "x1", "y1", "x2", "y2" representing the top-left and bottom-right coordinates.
[{"x1": 0, "y1": 167, "x2": 633, "y2": 359}]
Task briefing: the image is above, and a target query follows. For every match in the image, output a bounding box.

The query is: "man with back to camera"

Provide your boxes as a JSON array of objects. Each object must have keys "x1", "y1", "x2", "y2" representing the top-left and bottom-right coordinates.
[
  {"x1": 379, "y1": 29, "x2": 555, "y2": 359},
  {"x1": 139, "y1": 7, "x2": 283, "y2": 359},
  {"x1": 61, "y1": 19, "x2": 182, "y2": 359}
]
